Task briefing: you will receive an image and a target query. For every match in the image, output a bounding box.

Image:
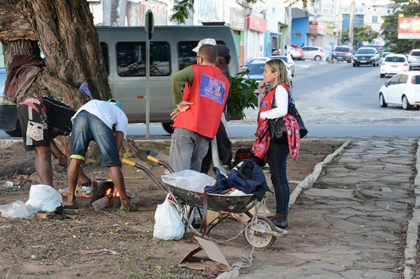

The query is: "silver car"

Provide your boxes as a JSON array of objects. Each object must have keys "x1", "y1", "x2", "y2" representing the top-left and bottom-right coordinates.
[{"x1": 408, "y1": 49, "x2": 420, "y2": 70}]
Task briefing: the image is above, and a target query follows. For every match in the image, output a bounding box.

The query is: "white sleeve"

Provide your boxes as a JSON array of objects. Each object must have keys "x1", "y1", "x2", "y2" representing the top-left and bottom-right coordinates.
[
  {"x1": 260, "y1": 86, "x2": 288, "y2": 119},
  {"x1": 114, "y1": 110, "x2": 128, "y2": 139}
]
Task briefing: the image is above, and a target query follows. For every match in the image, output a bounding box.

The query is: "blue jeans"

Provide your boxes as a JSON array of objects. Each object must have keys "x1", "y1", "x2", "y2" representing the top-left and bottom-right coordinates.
[
  {"x1": 267, "y1": 140, "x2": 290, "y2": 214},
  {"x1": 169, "y1": 128, "x2": 210, "y2": 172},
  {"x1": 70, "y1": 111, "x2": 120, "y2": 167}
]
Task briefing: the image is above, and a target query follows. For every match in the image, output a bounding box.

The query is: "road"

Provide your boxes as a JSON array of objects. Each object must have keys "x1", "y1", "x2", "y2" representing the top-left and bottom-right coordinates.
[{"x1": 1, "y1": 61, "x2": 419, "y2": 139}]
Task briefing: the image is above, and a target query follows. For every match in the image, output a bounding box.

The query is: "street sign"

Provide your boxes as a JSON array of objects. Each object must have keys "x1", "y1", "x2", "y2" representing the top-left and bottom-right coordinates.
[{"x1": 145, "y1": 10, "x2": 154, "y2": 40}]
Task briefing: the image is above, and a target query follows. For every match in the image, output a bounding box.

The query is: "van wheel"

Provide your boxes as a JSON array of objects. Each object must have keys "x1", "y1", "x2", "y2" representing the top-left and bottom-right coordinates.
[
  {"x1": 162, "y1": 123, "x2": 173, "y2": 134},
  {"x1": 314, "y1": 55, "x2": 321, "y2": 61}
]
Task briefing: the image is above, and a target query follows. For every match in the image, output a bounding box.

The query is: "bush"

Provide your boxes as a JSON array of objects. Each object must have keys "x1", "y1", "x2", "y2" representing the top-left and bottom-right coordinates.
[{"x1": 226, "y1": 70, "x2": 259, "y2": 120}]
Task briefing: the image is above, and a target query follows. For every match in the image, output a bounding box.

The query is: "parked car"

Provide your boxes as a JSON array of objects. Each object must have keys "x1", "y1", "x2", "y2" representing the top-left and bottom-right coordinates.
[
  {"x1": 378, "y1": 71, "x2": 420, "y2": 110},
  {"x1": 243, "y1": 60, "x2": 293, "y2": 93},
  {"x1": 379, "y1": 52, "x2": 394, "y2": 63},
  {"x1": 242, "y1": 57, "x2": 271, "y2": 71},
  {"x1": 271, "y1": 54, "x2": 295, "y2": 76},
  {"x1": 289, "y1": 45, "x2": 304, "y2": 60},
  {"x1": 352, "y1": 47, "x2": 380, "y2": 67},
  {"x1": 408, "y1": 49, "x2": 420, "y2": 70},
  {"x1": 380, "y1": 54, "x2": 409, "y2": 78},
  {"x1": 301, "y1": 46, "x2": 327, "y2": 61},
  {"x1": 332, "y1": 46, "x2": 352, "y2": 63}
]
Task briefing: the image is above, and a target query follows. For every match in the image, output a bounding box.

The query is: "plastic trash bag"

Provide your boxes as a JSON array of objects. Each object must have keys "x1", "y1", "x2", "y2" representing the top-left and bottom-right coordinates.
[
  {"x1": 0, "y1": 200, "x2": 38, "y2": 219},
  {"x1": 161, "y1": 170, "x2": 215, "y2": 193},
  {"x1": 153, "y1": 195, "x2": 185, "y2": 240},
  {"x1": 26, "y1": 184, "x2": 63, "y2": 212}
]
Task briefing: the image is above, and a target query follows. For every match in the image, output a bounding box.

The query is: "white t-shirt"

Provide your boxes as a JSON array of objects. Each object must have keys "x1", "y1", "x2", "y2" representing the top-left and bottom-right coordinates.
[
  {"x1": 72, "y1": 100, "x2": 128, "y2": 139},
  {"x1": 259, "y1": 85, "x2": 289, "y2": 119}
]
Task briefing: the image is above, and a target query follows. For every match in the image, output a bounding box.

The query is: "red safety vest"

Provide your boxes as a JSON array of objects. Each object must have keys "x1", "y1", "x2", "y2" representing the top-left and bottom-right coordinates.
[
  {"x1": 257, "y1": 84, "x2": 289, "y2": 129},
  {"x1": 173, "y1": 65, "x2": 230, "y2": 139}
]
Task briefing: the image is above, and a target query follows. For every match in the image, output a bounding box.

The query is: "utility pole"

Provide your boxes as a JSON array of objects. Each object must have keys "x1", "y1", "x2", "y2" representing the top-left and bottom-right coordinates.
[
  {"x1": 285, "y1": 5, "x2": 292, "y2": 55},
  {"x1": 348, "y1": 0, "x2": 355, "y2": 50},
  {"x1": 336, "y1": 0, "x2": 342, "y2": 40}
]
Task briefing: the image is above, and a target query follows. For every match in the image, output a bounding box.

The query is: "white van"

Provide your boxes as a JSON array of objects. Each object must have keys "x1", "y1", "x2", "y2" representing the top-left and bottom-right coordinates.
[
  {"x1": 0, "y1": 25, "x2": 239, "y2": 135},
  {"x1": 97, "y1": 25, "x2": 239, "y2": 132}
]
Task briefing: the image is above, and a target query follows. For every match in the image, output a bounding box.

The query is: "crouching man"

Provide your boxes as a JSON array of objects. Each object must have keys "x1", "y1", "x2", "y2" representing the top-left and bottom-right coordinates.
[{"x1": 66, "y1": 98, "x2": 135, "y2": 211}]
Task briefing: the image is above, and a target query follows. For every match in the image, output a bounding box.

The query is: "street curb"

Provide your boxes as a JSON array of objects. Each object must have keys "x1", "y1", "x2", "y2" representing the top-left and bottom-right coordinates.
[
  {"x1": 289, "y1": 139, "x2": 351, "y2": 206},
  {"x1": 404, "y1": 139, "x2": 420, "y2": 279}
]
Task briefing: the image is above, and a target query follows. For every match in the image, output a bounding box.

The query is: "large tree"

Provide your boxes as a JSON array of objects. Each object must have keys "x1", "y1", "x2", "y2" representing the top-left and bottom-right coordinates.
[
  {"x1": 0, "y1": 0, "x2": 110, "y2": 108},
  {"x1": 341, "y1": 25, "x2": 379, "y2": 48},
  {"x1": 381, "y1": 0, "x2": 420, "y2": 53}
]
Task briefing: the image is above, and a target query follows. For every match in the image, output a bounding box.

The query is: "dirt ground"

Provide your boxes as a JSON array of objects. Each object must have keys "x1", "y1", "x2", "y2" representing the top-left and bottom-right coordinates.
[{"x1": 0, "y1": 139, "x2": 342, "y2": 279}]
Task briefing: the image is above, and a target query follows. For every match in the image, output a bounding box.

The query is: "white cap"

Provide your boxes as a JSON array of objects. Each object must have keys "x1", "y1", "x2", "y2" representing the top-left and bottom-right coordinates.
[{"x1": 192, "y1": 38, "x2": 217, "y2": 52}]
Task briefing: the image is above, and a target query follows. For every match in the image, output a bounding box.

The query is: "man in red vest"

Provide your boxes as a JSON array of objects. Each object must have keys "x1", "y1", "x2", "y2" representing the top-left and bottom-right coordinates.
[{"x1": 169, "y1": 44, "x2": 230, "y2": 172}]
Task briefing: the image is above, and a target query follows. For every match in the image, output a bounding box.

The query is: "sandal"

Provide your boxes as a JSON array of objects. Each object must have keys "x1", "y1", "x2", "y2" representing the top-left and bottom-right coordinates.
[{"x1": 120, "y1": 202, "x2": 138, "y2": 212}]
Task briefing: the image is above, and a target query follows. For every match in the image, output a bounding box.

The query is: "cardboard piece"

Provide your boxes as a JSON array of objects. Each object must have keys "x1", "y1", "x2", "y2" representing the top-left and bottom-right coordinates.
[{"x1": 179, "y1": 236, "x2": 230, "y2": 272}]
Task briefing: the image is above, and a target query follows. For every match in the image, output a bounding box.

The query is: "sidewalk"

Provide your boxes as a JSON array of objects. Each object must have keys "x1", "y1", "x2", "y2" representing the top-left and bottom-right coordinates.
[{"x1": 238, "y1": 138, "x2": 418, "y2": 279}]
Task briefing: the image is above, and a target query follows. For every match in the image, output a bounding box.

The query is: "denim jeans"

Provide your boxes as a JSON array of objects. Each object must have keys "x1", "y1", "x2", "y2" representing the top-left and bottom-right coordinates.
[
  {"x1": 169, "y1": 128, "x2": 210, "y2": 172},
  {"x1": 267, "y1": 140, "x2": 290, "y2": 214},
  {"x1": 70, "y1": 111, "x2": 120, "y2": 167}
]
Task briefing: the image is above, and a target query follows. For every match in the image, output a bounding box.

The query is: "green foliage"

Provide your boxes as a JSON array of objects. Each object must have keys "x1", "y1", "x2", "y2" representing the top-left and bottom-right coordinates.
[
  {"x1": 170, "y1": 0, "x2": 194, "y2": 24},
  {"x1": 341, "y1": 25, "x2": 379, "y2": 47},
  {"x1": 381, "y1": 1, "x2": 420, "y2": 53},
  {"x1": 226, "y1": 70, "x2": 258, "y2": 120}
]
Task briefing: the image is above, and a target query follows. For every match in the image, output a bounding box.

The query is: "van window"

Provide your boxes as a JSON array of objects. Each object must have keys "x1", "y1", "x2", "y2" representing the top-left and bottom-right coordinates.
[
  {"x1": 177, "y1": 41, "x2": 226, "y2": 71},
  {"x1": 116, "y1": 42, "x2": 171, "y2": 77},
  {"x1": 100, "y1": 42, "x2": 109, "y2": 75}
]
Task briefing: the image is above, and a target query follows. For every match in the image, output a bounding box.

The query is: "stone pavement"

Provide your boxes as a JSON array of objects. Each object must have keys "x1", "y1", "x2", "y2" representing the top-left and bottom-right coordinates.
[{"x1": 238, "y1": 138, "x2": 419, "y2": 279}]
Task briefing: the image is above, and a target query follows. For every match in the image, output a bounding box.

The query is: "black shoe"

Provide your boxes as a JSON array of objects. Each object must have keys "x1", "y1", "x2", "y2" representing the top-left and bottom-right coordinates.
[{"x1": 270, "y1": 217, "x2": 288, "y2": 229}]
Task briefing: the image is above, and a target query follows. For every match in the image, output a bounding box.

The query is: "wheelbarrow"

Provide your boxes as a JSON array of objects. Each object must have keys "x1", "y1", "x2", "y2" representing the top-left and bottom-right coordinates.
[{"x1": 122, "y1": 157, "x2": 287, "y2": 249}]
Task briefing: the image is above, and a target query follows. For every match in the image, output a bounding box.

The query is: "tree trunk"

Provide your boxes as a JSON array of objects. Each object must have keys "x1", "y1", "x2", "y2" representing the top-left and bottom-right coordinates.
[{"x1": 0, "y1": 0, "x2": 111, "y2": 108}]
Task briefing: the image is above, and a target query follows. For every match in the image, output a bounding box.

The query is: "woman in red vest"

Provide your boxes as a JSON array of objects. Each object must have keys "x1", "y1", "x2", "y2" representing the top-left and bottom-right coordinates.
[{"x1": 256, "y1": 59, "x2": 292, "y2": 229}]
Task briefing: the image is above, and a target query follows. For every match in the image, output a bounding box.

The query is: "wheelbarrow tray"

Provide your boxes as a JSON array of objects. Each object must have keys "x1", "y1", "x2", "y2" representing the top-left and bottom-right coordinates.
[{"x1": 165, "y1": 183, "x2": 256, "y2": 213}]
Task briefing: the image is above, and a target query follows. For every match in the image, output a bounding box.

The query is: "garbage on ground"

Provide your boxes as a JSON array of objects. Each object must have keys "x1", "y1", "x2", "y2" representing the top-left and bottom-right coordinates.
[
  {"x1": 153, "y1": 195, "x2": 185, "y2": 240},
  {"x1": 0, "y1": 184, "x2": 63, "y2": 219},
  {"x1": 2, "y1": 181, "x2": 21, "y2": 190},
  {"x1": 79, "y1": 248, "x2": 119, "y2": 255},
  {"x1": 161, "y1": 170, "x2": 215, "y2": 193},
  {"x1": 179, "y1": 236, "x2": 230, "y2": 272}
]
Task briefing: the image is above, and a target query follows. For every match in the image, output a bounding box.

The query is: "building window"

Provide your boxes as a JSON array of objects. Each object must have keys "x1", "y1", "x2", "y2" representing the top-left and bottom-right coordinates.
[
  {"x1": 295, "y1": 33, "x2": 302, "y2": 38},
  {"x1": 116, "y1": 42, "x2": 171, "y2": 77},
  {"x1": 372, "y1": 16, "x2": 378, "y2": 23}
]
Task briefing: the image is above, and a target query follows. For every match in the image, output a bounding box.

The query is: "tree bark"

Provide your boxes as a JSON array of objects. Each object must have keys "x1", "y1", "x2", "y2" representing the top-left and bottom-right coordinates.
[{"x1": 0, "y1": 0, "x2": 111, "y2": 108}]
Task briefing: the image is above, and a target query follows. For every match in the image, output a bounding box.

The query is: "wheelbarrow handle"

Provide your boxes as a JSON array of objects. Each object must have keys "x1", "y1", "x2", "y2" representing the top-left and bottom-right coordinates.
[
  {"x1": 146, "y1": 155, "x2": 174, "y2": 173},
  {"x1": 121, "y1": 158, "x2": 174, "y2": 198}
]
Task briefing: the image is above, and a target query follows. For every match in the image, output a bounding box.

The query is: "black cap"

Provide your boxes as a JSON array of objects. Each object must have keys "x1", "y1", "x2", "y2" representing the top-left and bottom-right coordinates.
[{"x1": 216, "y1": 44, "x2": 230, "y2": 58}]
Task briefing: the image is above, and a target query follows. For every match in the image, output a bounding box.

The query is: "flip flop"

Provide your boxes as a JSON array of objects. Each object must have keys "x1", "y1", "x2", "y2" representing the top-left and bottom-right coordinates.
[{"x1": 120, "y1": 203, "x2": 138, "y2": 213}]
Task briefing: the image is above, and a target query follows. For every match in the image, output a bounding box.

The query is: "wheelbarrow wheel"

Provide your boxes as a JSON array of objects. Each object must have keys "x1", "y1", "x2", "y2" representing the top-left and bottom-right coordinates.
[{"x1": 244, "y1": 216, "x2": 276, "y2": 249}]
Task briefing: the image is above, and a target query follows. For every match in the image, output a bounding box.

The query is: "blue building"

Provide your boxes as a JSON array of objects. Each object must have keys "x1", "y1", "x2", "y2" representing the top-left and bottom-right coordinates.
[{"x1": 291, "y1": 8, "x2": 316, "y2": 47}]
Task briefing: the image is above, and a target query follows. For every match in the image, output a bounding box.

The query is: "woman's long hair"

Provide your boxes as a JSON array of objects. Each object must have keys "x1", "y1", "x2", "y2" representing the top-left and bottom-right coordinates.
[{"x1": 266, "y1": 59, "x2": 290, "y2": 90}]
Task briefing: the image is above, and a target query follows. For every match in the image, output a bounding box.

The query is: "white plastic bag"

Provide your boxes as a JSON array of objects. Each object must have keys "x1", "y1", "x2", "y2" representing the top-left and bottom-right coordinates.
[
  {"x1": 161, "y1": 170, "x2": 215, "y2": 193},
  {"x1": 26, "y1": 184, "x2": 63, "y2": 212},
  {"x1": 0, "y1": 200, "x2": 38, "y2": 219},
  {"x1": 153, "y1": 196, "x2": 185, "y2": 240}
]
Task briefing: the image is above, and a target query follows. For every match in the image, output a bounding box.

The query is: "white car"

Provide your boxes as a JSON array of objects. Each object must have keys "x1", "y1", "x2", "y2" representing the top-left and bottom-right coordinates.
[
  {"x1": 378, "y1": 71, "x2": 420, "y2": 110},
  {"x1": 272, "y1": 54, "x2": 295, "y2": 76},
  {"x1": 380, "y1": 54, "x2": 409, "y2": 78},
  {"x1": 408, "y1": 49, "x2": 420, "y2": 70},
  {"x1": 301, "y1": 46, "x2": 327, "y2": 61}
]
